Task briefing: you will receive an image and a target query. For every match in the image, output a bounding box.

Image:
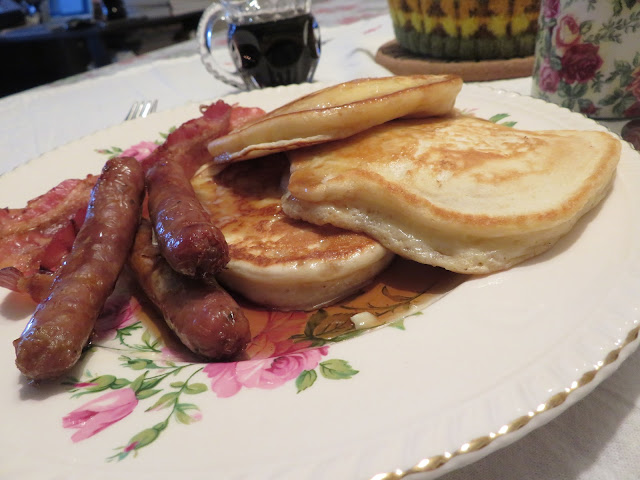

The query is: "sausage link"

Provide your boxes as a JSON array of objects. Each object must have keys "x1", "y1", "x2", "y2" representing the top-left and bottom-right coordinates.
[
  {"x1": 13, "y1": 157, "x2": 145, "y2": 381},
  {"x1": 129, "y1": 219, "x2": 250, "y2": 360},
  {"x1": 146, "y1": 147, "x2": 229, "y2": 279}
]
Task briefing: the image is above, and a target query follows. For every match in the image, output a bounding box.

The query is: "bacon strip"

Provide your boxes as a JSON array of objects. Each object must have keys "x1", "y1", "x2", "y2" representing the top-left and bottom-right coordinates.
[
  {"x1": 13, "y1": 157, "x2": 145, "y2": 381},
  {"x1": 0, "y1": 102, "x2": 266, "y2": 299},
  {"x1": 0, "y1": 268, "x2": 54, "y2": 304},
  {"x1": 0, "y1": 177, "x2": 95, "y2": 278},
  {"x1": 141, "y1": 102, "x2": 264, "y2": 175}
]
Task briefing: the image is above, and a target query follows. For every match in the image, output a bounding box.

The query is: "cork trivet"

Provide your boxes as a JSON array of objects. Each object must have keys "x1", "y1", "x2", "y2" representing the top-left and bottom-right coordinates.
[{"x1": 375, "y1": 40, "x2": 534, "y2": 82}]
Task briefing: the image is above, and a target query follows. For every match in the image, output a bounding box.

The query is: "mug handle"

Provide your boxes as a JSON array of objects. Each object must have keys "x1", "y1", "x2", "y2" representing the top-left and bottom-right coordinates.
[{"x1": 197, "y1": 2, "x2": 246, "y2": 90}]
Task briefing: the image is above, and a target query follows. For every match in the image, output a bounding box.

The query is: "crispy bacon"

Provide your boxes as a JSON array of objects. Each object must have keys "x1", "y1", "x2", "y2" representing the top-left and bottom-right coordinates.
[
  {"x1": 0, "y1": 268, "x2": 54, "y2": 303},
  {"x1": 141, "y1": 102, "x2": 265, "y2": 178},
  {"x1": 0, "y1": 176, "x2": 95, "y2": 280},
  {"x1": 230, "y1": 106, "x2": 265, "y2": 130},
  {"x1": 0, "y1": 102, "x2": 266, "y2": 302}
]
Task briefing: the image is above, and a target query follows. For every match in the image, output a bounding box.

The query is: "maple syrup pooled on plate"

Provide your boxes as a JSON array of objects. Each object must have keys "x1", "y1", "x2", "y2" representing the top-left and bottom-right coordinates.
[
  {"x1": 128, "y1": 154, "x2": 465, "y2": 361},
  {"x1": 133, "y1": 258, "x2": 464, "y2": 362}
]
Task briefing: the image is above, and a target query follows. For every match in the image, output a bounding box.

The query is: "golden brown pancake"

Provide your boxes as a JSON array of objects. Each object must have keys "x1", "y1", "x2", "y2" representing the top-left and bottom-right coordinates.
[
  {"x1": 191, "y1": 155, "x2": 394, "y2": 310},
  {"x1": 207, "y1": 74, "x2": 463, "y2": 163},
  {"x1": 282, "y1": 114, "x2": 621, "y2": 274}
]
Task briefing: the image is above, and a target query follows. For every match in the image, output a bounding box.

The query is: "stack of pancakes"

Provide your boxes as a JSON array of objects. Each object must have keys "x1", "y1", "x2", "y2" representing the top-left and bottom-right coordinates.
[
  {"x1": 191, "y1": 75, "x2": 620, "y2": 310},
  {"x1": 192, "y1": 155, "x2": 393, "y2": 311}
]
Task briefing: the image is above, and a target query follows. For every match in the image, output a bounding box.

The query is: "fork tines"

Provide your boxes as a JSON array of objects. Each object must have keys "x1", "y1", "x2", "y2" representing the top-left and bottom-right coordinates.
[{"x1": 125, "y1": 100, "x2": 158, "y2": 121}]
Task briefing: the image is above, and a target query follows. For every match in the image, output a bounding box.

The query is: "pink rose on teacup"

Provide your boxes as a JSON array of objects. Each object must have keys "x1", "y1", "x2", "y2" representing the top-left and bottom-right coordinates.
[
  {"x1": 579, "y1": 101, "x2": 598, "y2": 116},
  {"x1": 538, "y1": 58, "x2": 561, "y2": 93},
  {"x1": 560, "y1": 43, "x2": 603, "y2": 84},
  {"x1": 554, "y1": 15, "x2": 581, "y2": 51},
  {"x1": 628, "y1": 66, "x2": 640, "y2": 100},
  {"x1": 543, "y1": 0, "x2": 559, "y2": 19},
  {"x1": 62, "y1": 388, "x2": 138, "y2": 442}
]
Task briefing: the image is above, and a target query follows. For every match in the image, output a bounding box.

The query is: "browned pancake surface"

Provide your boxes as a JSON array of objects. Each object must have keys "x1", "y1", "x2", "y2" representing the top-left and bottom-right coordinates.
[
  {"x1": 283, "y1": 115, "x2": 621, "y2": 273},
  {"x1": 191, "y1": 155, "x2": 393, "y2": 309}
]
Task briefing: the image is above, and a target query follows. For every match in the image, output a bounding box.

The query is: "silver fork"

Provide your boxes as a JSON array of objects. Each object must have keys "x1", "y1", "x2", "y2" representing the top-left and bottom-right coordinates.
[{"x1": 125, "y1": 100, "x2": 158, "y2": 121}]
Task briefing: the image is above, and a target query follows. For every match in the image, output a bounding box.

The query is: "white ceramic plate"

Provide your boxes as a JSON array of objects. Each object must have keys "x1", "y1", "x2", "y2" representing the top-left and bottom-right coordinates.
[{"x1": 1, "y1": 84, "x2": 639, "y2": 480}]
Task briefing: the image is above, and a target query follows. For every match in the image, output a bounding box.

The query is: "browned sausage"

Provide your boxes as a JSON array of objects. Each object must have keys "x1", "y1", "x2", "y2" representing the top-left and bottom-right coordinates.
[
  {"x1": 146, "y1": 147, "x2": 229, "y2": 280},
  {"x1": 13, "y1": 157, "x2": 145, "y2": 381},
  {"x1": 129, "y1": 219, "x2": 250, "y2": 360}
]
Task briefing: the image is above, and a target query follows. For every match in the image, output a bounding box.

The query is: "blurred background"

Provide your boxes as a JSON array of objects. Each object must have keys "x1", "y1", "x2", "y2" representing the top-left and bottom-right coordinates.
[{"x1": 0, "y1": 0, "x2": 211, "y2": 97}]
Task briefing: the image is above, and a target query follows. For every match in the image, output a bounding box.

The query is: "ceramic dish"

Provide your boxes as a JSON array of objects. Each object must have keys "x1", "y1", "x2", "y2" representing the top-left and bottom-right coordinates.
[{"x1": 1, "y1": 83, "x2": 639, "y2": 480}]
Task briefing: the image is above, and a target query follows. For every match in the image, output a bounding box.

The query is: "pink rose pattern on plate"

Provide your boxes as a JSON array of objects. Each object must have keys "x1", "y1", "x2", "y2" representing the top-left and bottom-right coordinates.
[
  {"x1": 69, "y1": 117, "x2": 466, "y2": 461},
  {"x1": 532, "y1": 0, "x2": 640, "y2": 118},
  {"x1": 59, "y1": 212, "x2": 365, "y2": 460},
  {"x1": 95, "y1": 139, "x2": 161, "y2": 161},
  {"x1": 63, "y1": 388, "x2": 138, "y2": 442},
  {"x1": 64, "y1": 307, "x2": 357, "y2": 461},
  {"x1": 204, "y1": 346, "x2": 336, "y2": 398}
]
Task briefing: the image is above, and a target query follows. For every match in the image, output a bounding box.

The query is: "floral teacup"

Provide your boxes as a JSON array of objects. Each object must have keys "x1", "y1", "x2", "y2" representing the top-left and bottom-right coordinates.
[{"x1": 531, "y1": 0, "x2": 640, "y2": 119}]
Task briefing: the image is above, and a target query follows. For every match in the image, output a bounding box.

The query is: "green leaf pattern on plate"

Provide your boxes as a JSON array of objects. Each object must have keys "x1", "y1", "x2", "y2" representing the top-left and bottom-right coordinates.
[{"x1": 74, "y1": 110, "x2": 508, "y2": 460}]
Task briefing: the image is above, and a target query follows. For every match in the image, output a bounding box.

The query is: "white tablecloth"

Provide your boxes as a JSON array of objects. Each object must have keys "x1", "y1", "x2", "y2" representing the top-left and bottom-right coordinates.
[{"x1": 1, "y1": 3, "x2": 639, "y2": 480}]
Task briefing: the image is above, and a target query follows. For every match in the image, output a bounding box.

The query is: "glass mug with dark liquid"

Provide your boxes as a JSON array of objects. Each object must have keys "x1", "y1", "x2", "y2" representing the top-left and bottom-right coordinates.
[{"x1": 197, "y1": 0, "x2": 321, "y2": 90}]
